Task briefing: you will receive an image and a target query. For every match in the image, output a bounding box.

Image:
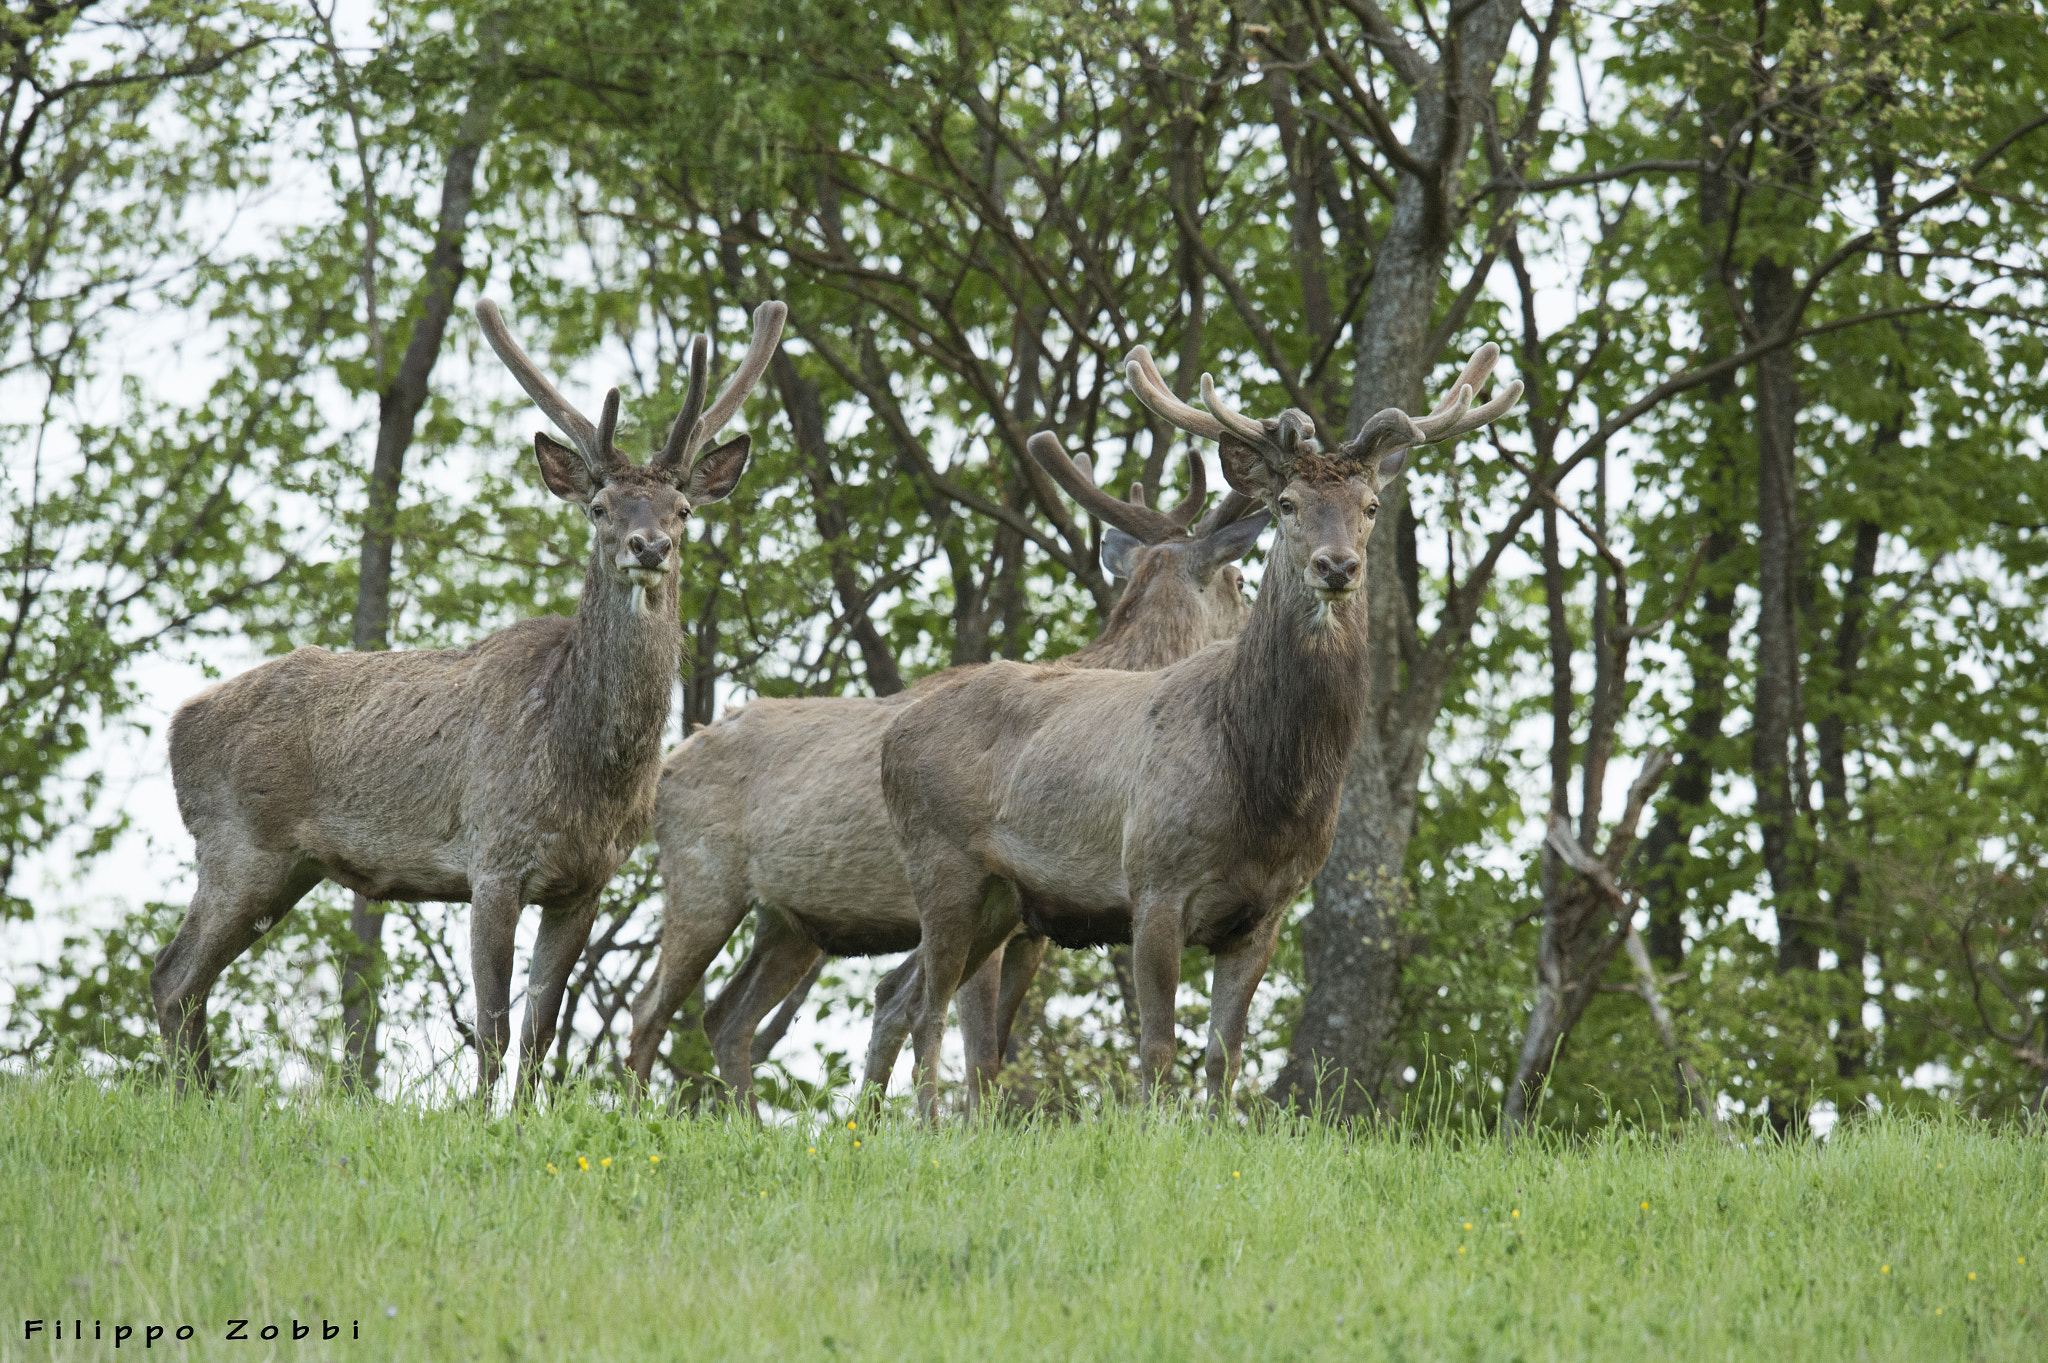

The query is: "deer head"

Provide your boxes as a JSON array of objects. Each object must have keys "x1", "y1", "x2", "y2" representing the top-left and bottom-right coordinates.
[
  {"x1": 1028, "y1": 430, "x2": 1271, "y2": 643},
  {"x1": 476, "y1": 299, "x2": 787, "y2": 591},
  {"x1": 1125, "y1": 344, "x2": 1521, "y2": 603}
]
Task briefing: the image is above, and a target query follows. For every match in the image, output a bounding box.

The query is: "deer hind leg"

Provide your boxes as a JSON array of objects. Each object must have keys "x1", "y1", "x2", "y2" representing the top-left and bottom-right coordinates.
[
  {"x1": 624, "y1": 848, "x2": 750, "y2": 1103},
  {"x1": 954, "y1": 949, "x2": 1006, "y2": 1115},
  {"x1": 1202, "y1": 910, "x2": 1285, "y2": 1115},
  {"x1": 150, "y1": 844, "x2": 322, "y2": 1093},
  {"x1": 906, "y1": 873, "x2": 1017, "y2": 1124},
  {"x1": 514, "y1": 888, "x2": 604, "y2": 1106},
  {"x1": 469, "y1": 876, "x2": 522, "y2": 1107},
  {"x1": 859, "y1": 952, "x2": 922, "y2": 1101},
  {"x1": 751, "y1": 956, "x2": 826, "y2": 1066},
  {"x1": 994, "y1": 931, "x2": 1050, "y2": 1065},
  {"x1": 703, "y1": 907, "x2": 822, "y2": 1120}
]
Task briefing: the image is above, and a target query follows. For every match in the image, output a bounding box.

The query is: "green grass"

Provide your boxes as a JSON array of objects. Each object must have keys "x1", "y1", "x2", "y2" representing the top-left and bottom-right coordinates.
[{"x1": 2, "y1": 1076, "x2": 2042, "y2": 1361}]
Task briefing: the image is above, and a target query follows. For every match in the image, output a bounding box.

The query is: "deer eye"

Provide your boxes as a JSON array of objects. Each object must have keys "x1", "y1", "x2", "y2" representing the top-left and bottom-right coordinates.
[
  {"x1": 1277, "y1": 496, "x2": 1296, "y2": 516},
  {"x1": 590, "y1": 504, "x2": 607, "y2": 520},
  {"x1": 1366, "y1": 501, "x2": 1379, "y2": 518}
]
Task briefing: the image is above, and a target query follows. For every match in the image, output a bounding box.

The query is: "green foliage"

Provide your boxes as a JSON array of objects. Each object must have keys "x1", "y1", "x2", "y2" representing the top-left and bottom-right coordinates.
[{"x1": 3, "y1": 0, "x2": 2047, "y2": 1134}]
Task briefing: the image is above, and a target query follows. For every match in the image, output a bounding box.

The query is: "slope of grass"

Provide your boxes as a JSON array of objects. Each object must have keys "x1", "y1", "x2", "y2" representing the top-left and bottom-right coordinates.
[{"x1": 1, "y1": 1074, "x2": 2042, "y2": 1361}]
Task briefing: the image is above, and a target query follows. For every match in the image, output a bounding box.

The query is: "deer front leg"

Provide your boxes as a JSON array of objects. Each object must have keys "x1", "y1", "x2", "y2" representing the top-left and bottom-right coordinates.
[
  {"x1": 469, "y1": 877, "x2": 521, "y2": 1107},
  {"x1": 703, "y1": 909, "x2": 823, "y2": 1120},
  {"x1": 1131, "y1": 895, "x2": 1185, "y2": 1103},
  {"x1": 516, "y1": 889, "x2": 604, "y2": 1106},
  {"x1": 1203, "y1": 911, "x2": 1283, "y2": 1115}
]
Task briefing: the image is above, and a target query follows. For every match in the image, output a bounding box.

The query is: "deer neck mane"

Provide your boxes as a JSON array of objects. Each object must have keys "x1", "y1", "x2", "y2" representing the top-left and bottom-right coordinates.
[
  {"x1": 1212, "y1": 518, "x2": 1372, "y2": 853},
  {"x1": 542, "y1": 550, "x2": 682, "y2": 780}
]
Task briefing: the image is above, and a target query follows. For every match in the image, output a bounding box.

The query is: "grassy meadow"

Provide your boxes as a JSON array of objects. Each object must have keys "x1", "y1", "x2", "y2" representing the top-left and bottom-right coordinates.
[{"x1": 1, "y1": 1075, "x2": 2042, "y2": 1361}]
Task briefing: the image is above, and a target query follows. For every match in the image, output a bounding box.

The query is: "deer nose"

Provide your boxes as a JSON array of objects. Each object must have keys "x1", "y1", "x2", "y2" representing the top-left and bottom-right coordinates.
[
  {"x1": 1311, "y1": 550, "x2": 1360, "y2": 590},
  {"x1": 627, "y1": 533, "x2": 672, "y2": 568}
]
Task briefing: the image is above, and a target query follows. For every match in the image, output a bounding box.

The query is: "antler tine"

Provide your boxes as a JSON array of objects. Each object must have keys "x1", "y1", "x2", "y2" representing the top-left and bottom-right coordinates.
[
  {"x1": 679, "y1": 301, "x2": 788, "y2": 469},
  {"x1": 654, "y1": 333, "x2": 712, "y2": 476},
  {"x1": 1421, "y1": 343, "x2": 1499, "y2": 424},
  {"x1": 476, "y1": 300, "x2": 602, "y2": 471},
  {"x1": 596, "y1": 389, "x2": 622, "y2": 471},
  {"x1": 1342, "y1": 343, "x2": 1523, "y2": 465},
  {"x1": 1166, "y1": 444, "x2": 1208, "y2": 529},
  {"x1": 1414, "y1": 344, "x2": 1525, "y2": 442},
  {"x1": 1439, "y1": 377, "x2": 1525, "y2": 440},
  {"x1": 1125, "y1": 346, "x2": 1227, "y2": 442},
  {"x1": 1027, "y1": 431, "x2": 1183, "y2": 544},
  {"x1": 1191, "y1": 487, "x2": 1259, "y2": 538},
  {"x1": 1197, "y1": 371, "x2": 1274, "y2": 449}
]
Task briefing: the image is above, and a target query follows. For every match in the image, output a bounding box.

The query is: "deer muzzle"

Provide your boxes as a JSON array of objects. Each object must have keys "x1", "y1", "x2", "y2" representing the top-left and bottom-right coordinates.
[
  {"x1": 1309, "y1": 549, "x2": 1361, "y2": 596},
  {"x1": 624, "y1": 532, "x2": 673, "y2": 573}
]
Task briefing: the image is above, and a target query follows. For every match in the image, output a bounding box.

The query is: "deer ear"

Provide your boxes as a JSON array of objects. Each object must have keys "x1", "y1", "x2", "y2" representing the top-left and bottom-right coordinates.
[
  {"x1": 1376, "y1": 449, "x2": 1411, "y2": 481},
  {"x1": 1216, "y1": 438, "x2": 1271, "y2": 496},
  {"x1": 535, "y1": 432, "x2": 596, "y2": 504},
  {"x1": 684, "y1": 433, "x2": 751, "y2": 505},
  {"x1": 1100, "y1": 526, "x2": 1144, "y2": 580},
  {"x1": 1196, "y1": 510, "x2": 1270, "y2": 575}
]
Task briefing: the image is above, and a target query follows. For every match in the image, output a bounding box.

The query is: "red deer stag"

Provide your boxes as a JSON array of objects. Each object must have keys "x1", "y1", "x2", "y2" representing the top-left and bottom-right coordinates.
[
  {"x1": 151, "y1": 298, "x2": 785, "y2": 1100},
  {"x1": 877, "y1": 344, "x2": 1520, "y2": 1119},
  {"x1": 625, "y1": 446, "x2": 1269, "y2": 1115}
]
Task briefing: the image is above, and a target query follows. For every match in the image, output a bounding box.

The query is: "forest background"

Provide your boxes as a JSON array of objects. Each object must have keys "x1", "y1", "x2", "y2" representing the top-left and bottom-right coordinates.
[{"x1": 4, "y1": 0, "x2": 2046, "y2": 1135}]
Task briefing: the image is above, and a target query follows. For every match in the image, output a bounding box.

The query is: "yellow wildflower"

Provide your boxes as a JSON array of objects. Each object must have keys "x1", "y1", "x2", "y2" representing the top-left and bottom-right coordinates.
[
  {"x1": 600, "y1": 1158, "x2": 612, "y2": 1168},
  {"x1": 578, "y1": 1157, "x2": 589, "y2": 1172}
]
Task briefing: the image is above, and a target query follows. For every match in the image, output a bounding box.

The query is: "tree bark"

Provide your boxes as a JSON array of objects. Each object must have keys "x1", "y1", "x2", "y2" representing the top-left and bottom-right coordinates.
[
  {"x1": 1272, "y1": 0, "x2": 1520, "y2": 1117},
  {"x1": 1817, "y1": 514, "x2": 1880, "y2": 1078},
  {"x1": 340, "y1": 15, "x2": 509, "y2": 1092},
  {"x1": 1749, "y1": 254, "x2": 1815, "y2": 974}
]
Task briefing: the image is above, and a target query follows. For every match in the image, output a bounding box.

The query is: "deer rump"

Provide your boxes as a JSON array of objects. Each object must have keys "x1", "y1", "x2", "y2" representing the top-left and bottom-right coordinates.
[
  {"x1": 171, "y1": 617, "x2": 657, "y2": 911},
  {"x1": 657, "y1": 691, "x2": 930, "y2": 959}
]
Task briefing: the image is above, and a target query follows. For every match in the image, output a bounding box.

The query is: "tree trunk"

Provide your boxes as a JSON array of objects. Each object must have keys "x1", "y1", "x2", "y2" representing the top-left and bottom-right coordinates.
[
  {"x1": 1749, "y1": 255, "x2": 1815, "y2": 975},
  {"x1": 339, "y1": 15, "x2": 509, "y2": 1093},
  {"x1": 1817, "y1": 514, "x2": 1880, "y2": 1079},
  {"x1": 1270, "y1": 0, "x2": 1520, "y2": 1116}
]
